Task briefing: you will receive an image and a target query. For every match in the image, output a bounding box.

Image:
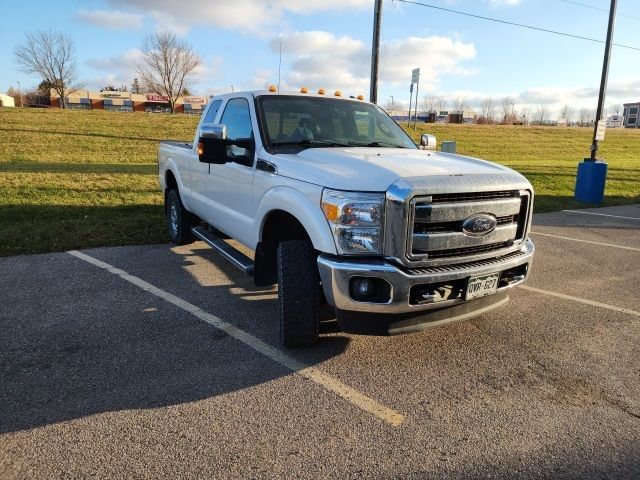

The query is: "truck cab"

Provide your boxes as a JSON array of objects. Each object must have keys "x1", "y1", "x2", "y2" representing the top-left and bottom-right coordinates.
[{"x1": 158, "y1": 89, "x2": 534, "y2": 346}]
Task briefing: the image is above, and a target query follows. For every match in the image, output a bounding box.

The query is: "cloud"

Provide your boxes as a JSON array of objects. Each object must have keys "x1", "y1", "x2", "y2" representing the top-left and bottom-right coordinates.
[
  {"x1": 490, "y1": 0, "x2": 521, "y2": 6},
  {"x1": 106, "y1": 0, "x2": 371, "y2": 34},
  {"x1": 85, "y1": 49, "x2": 223, "y2": 93},
  {"x1": 84, "y1": 49, "x2": 142, "y2": 89},
  {"x1": 75, "y1": 9, "x2": 143, "y2": 30},
  {"x1": 270, "y1": 31, "x2": 476, "y2": 94},
  {"x1": 400, "y1": 78, "x2": 640, "y2": 118}
]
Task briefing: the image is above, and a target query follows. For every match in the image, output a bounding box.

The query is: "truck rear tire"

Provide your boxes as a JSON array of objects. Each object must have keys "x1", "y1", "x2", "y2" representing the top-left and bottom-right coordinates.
[
  {"x1": 277, "y1": 240, "x2": 320, "y2": 346},
  {"x1": 165, "y1": 189, "x2": 196, "y2": 245}
]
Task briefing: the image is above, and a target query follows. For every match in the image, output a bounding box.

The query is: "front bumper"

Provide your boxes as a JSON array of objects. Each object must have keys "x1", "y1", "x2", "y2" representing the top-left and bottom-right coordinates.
[{"x1": 317, "y1": 238, "x2": 534, "y2": 316}]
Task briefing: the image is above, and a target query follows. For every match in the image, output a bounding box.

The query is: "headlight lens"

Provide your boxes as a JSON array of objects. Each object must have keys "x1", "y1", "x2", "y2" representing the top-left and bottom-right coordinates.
[{"x1": 321, "y1": 189, "x2": 385, "y2": 255}]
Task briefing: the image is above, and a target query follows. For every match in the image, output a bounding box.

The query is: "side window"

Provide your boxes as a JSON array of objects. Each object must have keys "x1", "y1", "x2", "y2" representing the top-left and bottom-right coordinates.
[
  {"x1": 203, "y1": 99, "x2": 222, "y2": 124},
  {"x1": 221, "y1": 98, "x2": 253, "y2": 140},
  {"x1": 220, "y1": 98, "x2": 254, "y2": 165}
]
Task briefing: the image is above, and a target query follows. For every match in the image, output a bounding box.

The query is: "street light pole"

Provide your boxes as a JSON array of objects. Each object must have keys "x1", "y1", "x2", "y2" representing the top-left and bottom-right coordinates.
[
  {"x1": 369, "y1": 0, "x2": 383, "y2": 104},
  {"x1": 589, "y1": 0, "x2": 617, "y2": 160},
  {"x1": 17, "y1": 81, "x2": 24, "y2": 107},
  {"x1": 574, "y1": 0, "x2": 617, "y2": 203}
]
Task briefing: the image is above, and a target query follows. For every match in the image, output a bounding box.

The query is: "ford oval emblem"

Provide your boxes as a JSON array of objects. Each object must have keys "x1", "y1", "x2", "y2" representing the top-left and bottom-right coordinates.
[{"x1": 462, "y1": 213, "x2": 497, "y2": 236}]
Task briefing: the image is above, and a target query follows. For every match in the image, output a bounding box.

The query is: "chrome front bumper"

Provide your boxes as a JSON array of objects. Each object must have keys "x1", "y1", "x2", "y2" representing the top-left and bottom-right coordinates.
[{"x1": 317, "y1": 238, "x2": 534, "y2": 315}]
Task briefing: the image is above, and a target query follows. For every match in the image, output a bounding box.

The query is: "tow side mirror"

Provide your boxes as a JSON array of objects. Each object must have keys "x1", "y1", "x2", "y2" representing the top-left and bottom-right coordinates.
[
  {"x1": 420, "y1": 133, "x2": 437, "y2": 151},
  {"x1": 200, "y1": 123, "x2": 226, "y2": 139},
  {"x1": 198, "y1": 123, "x2": 228, "y2": 164}
]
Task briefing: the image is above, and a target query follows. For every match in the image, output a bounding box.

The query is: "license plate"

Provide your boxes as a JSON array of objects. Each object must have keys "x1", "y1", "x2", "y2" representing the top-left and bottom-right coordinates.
[{"x1": 466, "y1": 273, "x2": 499, "y2": 300}]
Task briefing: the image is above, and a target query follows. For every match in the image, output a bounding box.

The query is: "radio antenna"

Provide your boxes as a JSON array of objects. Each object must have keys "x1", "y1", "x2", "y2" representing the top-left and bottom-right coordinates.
[
  {"x1": 275, "y1": 38, "x2": 283, "y2": 154},
  {"x1": 278, "y1": 39, "x2": 282, "y2": 93}
]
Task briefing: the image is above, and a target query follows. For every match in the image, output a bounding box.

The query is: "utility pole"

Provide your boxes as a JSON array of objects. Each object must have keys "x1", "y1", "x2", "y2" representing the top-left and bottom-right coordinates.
[
  {"x1": 589, "y1": 0, "x2": 617, "y2": 161},
  {"x1": 369, "y1": 0, "x2": 383, "y2": 104},
  {"x1": 574, "y1": 0, "x2": 617, "y2": 203}
]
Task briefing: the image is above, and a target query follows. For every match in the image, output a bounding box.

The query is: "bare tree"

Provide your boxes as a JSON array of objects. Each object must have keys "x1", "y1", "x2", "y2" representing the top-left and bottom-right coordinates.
[
  {"x1": 534, "y1": 105, "x2": 548, "y2": 125},
  {"x1": 518, "y1": 105, "x2": 530, "y2": 125},
  {"x1": 500, "y1": 96, "x2": 516, "y2": 124},
  {"x1": 436, "y1": 97, "x2": 447, "y2": 114},
  {"x1": 577, "y1": 107, "x2": 596, "y2": 127},
  {"x1": 422, "y1": 94, "x2": 446, "y2": 113},
  {"x1": 608, "y1": 103, "x2": 621, "y2": 115},
  {"x1": 13, "y1": 30, "x2": 82, "y2": 109},
  {"x1": 6, "y1": 86, "x2": 22, "y2": 107},
  {"x1": 451, "y1": 96, "x2": 467, "y2": 113},
  {"x1": 559, "y1": 104, "x2": 574, "y2": 124},
  {"x1": 137, "y1": 32, "x2": 202, "y2": 113},
  {"x1": 478, "y1": 97, "x2": 496, "y2": 124}
]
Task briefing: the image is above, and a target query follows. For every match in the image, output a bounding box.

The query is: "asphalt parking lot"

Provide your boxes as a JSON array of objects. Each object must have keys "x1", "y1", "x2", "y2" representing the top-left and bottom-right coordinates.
[{"x1": 1, "y1": 204, "x2": 639, "y2": 479}]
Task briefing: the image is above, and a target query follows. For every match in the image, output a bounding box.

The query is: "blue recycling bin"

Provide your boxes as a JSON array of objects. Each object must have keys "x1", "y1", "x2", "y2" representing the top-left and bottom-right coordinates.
[{"x1": 574, "y1": 160, "x2": 608, "y2": 204}]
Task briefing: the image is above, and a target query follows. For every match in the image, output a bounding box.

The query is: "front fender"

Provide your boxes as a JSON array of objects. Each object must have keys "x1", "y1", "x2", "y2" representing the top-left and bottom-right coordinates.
[{"x1": 254, "y1": 186, "x2": 337, "y2": 255}]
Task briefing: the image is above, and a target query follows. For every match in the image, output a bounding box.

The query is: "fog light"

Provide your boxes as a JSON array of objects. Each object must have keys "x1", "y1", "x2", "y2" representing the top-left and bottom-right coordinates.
[
  {"x1": 356, "y1": 278, "x2": 373, "y2": 297},
  {"x1": 349, "y1": 276, "x2": 392, "y2": 303}
]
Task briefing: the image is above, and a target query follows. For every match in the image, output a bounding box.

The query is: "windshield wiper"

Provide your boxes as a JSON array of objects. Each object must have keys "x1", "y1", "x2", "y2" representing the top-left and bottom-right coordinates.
[
  {"x1": 347, "y1": 141, "x2": 407, "y2": 148},
  {"x1": 274, "y1": 139, "x2": 351, "y2": 148}
]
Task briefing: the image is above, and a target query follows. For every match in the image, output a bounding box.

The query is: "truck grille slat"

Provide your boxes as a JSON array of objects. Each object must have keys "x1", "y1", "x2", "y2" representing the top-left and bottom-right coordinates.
[
  {"x1": 414, "y1": 215, "x2": 517, "y2": 234},
  {"x1": 407, "y1": 191, "x2": 530, "y2": 264},
  {"x1": 430, "y1": 190, "x2": 519, "y2": 203},
  {"x1": 406, "y1": 249, "x2": 527, "y2": 275}
]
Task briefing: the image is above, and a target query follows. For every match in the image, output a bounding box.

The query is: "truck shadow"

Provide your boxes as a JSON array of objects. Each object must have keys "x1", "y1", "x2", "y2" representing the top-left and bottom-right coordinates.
[{"x1": 0, "y1": 242, "x2": 349, "y2": 434}]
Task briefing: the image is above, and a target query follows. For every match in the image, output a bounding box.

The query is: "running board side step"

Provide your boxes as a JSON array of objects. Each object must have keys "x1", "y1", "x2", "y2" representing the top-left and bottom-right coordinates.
[{"x1": 191, "y1": 226, "x2": 254, "y2": 276}]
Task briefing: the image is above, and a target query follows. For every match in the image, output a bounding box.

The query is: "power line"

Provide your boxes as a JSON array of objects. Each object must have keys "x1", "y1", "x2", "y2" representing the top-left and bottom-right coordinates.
[
  {"x1": 394, "y1": 0, "x2": 640, "y2": 52},
  {"x1": 558, "y1": 0, "x2": 640, "y2": 21}
]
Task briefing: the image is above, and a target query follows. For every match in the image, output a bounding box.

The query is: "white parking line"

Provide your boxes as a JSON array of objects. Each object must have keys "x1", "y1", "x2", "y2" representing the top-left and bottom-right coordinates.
[
  {"x1": 561, "y1": 210, "x2": 640, "y2": 221},
  {"x1": 67, "y1": 249, "x2": 405, "y2": 427},
  {"x1": 530, "y1": 231, "x2": 640, "y2": 252},
  {"x1": 519, "y1": 285, "x2": 640, "y2": 318}
]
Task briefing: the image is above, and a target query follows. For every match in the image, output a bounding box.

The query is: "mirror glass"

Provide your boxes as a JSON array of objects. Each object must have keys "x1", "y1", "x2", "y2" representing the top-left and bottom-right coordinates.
[{"x1": 420, "y1": 133, "x2": 437, "y2": 151}]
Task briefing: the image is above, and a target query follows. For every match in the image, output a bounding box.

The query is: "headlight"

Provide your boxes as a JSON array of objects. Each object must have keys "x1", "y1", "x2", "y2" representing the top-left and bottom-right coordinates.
[{"x1": 321, "y1": 189, "x2": 384, "y2": 255}]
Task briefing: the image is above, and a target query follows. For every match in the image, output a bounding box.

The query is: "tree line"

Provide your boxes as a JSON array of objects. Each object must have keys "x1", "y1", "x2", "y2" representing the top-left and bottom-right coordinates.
[
  {"x1": 9, "y1": 30, "x2": 201, "y2": 113},
  {"x1": 386, "y1": 93, "x2": 621, "y2": 126}
]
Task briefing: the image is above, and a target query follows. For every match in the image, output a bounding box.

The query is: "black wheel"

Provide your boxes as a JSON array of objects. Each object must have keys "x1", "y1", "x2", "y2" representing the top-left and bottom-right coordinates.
[
  {"x1": 165, "y1": 189, "x2": 196, "y2": 245},
  {"x1": 277, "y1": 240, "x2": 320, "y2": 346}
]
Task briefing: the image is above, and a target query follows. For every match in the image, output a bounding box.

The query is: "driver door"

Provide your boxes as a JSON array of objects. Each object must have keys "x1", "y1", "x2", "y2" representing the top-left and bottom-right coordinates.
[
  {"x1": 190, "y1": 99, "x2": 222, "y2": 218},
  {"x1": 207, "y1": 97, "x2": 256, "y2": 246}
]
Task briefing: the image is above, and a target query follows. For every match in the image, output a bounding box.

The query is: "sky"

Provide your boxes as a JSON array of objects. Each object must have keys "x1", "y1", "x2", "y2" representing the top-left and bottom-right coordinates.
[{"x1": 1, "y1": 0, "x2": 639, "y2": 118}]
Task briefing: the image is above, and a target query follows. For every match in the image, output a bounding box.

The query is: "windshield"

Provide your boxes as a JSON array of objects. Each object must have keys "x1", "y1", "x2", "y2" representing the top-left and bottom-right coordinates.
[{"x1": 256, "y1": 95, "x2": 417, "y2": 151}]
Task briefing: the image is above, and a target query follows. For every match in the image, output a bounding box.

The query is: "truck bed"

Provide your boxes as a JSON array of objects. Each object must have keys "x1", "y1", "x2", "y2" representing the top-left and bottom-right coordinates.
[{"x1": 160, "y1": 140, "x2": 191, "y2": 149}]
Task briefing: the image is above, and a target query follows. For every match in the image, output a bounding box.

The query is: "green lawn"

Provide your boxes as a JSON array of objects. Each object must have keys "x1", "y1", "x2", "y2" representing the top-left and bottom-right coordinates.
[{"x1": 1, "y1": 107, "x2": 638, "y2": 256}]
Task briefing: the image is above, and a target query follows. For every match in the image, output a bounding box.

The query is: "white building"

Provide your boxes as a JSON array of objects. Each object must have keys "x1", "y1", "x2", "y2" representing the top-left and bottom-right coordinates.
[
  {"x1": 623, "y1": 102, "x2": 639, "y2": 128},
  {"x1": 0, "y1": 94, "x2": 15, "y2": 107}
]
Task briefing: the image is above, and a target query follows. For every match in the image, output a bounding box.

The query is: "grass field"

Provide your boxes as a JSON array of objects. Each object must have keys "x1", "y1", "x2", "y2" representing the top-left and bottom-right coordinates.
[{"x1": 1, "y1": 107, "x2": 639, "y2": 256}]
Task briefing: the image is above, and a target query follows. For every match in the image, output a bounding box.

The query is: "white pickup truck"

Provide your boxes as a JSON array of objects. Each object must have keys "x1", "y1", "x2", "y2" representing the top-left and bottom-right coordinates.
[{"x1": 158, "y1": 89, "x2": 534, "y2": 346}]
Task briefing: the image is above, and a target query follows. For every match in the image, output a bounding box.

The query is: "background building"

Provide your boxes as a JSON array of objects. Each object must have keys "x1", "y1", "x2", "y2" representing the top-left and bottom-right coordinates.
[
  {"x1": 49, "y1": 89, "x2": 207, "y2": 114},
  {"x1": 623, "y1": 102, "x2": 639, "y2": 128},
  {"x1": 0, "y1": 94, "x2": 15, "y2": 107}
]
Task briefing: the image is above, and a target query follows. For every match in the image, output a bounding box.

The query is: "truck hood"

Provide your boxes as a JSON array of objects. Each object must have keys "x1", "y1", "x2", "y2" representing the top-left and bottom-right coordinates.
[{"x1": 270, "y1": 147, "x2": 522, "y2": 192}]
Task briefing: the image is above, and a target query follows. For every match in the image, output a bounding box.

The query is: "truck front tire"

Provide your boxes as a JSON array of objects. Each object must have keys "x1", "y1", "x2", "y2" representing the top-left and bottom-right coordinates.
[
  {"x1": 165, "y1": 189, "x2": 196, "y2": 245},
  {"x1": 277, "y1": 240, "x2": 320, "y2": 346}
]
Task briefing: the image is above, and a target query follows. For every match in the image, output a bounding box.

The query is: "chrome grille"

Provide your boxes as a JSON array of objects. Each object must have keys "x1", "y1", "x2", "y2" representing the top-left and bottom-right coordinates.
[{"x1": 407, "y1": 191, "x2": 530, "y2": 263}]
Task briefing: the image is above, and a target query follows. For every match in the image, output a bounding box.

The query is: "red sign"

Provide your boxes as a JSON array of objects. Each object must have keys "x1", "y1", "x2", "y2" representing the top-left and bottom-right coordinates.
[{"x1": 146, "y1": 94, "x2": 169, "y2": 102}]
